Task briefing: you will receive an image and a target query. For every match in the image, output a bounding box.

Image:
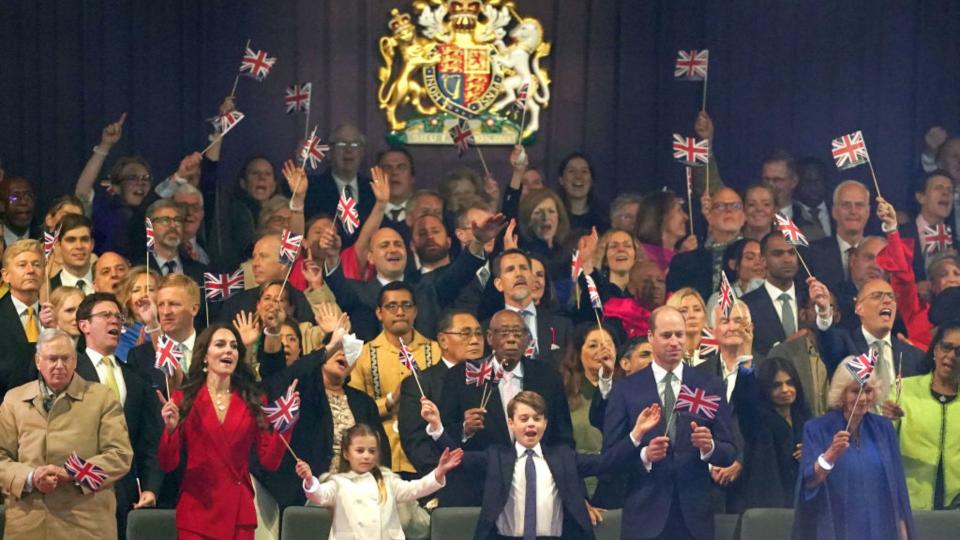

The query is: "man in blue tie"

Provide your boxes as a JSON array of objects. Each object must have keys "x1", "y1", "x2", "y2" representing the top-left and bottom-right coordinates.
[{"x1": 603, "y1": 306, "x2": 736, "y2": 540}]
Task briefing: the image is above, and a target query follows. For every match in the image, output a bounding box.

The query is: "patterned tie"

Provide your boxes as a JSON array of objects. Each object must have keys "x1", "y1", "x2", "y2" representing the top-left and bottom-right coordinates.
[
  {"x1": 521, "y1": 310, "x2": 538, "y2": 356},
  {"x1": 24, "y1": 306, "x2": 39, "y2": 343},
  {"x1": 523, "y1": 448, "x2": 537, "y2": 540},
  {"x1": 101, "y1": 355, "x2": 121, "y2": 401},
  {"x1": 778, "y1": 293, "x2": 796, "y2": 336},
  {"x1": 662, "y1": 372, "x2": 676, "y2": 439}
]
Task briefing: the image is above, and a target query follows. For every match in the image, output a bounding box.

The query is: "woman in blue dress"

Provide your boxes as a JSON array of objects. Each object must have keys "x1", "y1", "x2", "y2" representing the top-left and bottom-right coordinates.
[{"x1": 793, "y1": 355, "x2": 915, "y2": 540}]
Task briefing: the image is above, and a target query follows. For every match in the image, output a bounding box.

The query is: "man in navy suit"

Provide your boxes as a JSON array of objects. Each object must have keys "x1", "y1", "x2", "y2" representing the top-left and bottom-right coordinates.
[
  {"x1": 741, "y1": 232, "x2": 804, "y2": 357},
  {"x1": 603, "y1": 306, "x2": 736, "y2": 540},
  {"x1": 804, "y1": 180, "x2": 871, "y2": 292},
  {"x1": 808, "y1": 277, "x2": 928, "y2": 384},
  {"x1": 423, "y1": 390, "x2": 659, "y2": 540}
]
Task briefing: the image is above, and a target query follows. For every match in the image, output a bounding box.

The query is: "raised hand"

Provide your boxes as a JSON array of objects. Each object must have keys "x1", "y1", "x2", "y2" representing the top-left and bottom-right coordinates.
[
  {"x1": 232, "y1": 310, "x2": 262, "y2": 349},
  {"x1": 578, "y1": 227, "x2": 600, "y2": 273},
  {"x1": 875, "y1": 196, "x2": 897, "y2": 230},
  {"x1": 301, "y1": 251, "x2": 325, "y2": 290},
  {"x1": 510, "y1": 144, "x2": 528, "y2": 172},
  {"x1": 420, "y1": 396, "x2": 442, "y2": 430},
  {"x1": 295, "y1": 459, "x2": 314, "y2": 481},
  {"x1": 100, "y1": 112, "x2": 127, "y2": 150},
  {"x1": 483, "y1": 174, "x2": 501, "y2": 203},
  {"x1": 503, "y1": 218, "x2": 519, "y2": 250},
  {"x1": 370, "y1": 166, "x2": 390, "y2": 203},
  {"x1": 472, "y1": 212, "x2": 509, "y2": 244},
  {"x1": 694, "y1": 111, "x2": 715, "y2": 141},
  {"x1": 282, "y1": 159, "x2": 308, "y2": 198},
  {"x1": 806, "y1": 276, "x2": 830, "y2": 313},
  {"x1": 133, "y1": 296, "x2": 158, "y2": 328},
  {"x1": 434, "y1": 447, "x2": 464, "y2": 482},
  {"x1": 463, "y1": 407, "x2": 486, "y2": 436},
  {"x1": 39, "y1": 302, "x2": 56, "y2": 329},
  {"x1": 823, "y1": 430, "x2": 850, "y2": 465},
  {"x1": 218, "y1": 96, "x2": 236, "y2": 116},
  {"x1": 679, "y1": 234, "x2": 698, "y2": 253},
  {"x1": 632, "y1": 403, "x2": 661, "y2": 441},
  {"x1": 646, "y1": 435, "x2": 670, "y2": 463},
  {"x1": 157, "y1": 390, "x2": 180, "y2": 433},
  {"x1": 315, "y1": 302, "x2": 344, "y2": 334},
  {"x1": 924, "y1": 126, "x2": 948, "y2": 157},
  {"x1": 689, "y1": 421, "x2": 714, "y2": 452},
  {"x1": 176, "y1": 152, "x2": 203, "y2": 183}
]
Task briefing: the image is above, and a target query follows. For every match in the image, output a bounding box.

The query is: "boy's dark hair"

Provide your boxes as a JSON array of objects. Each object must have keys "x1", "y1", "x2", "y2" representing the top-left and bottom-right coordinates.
[{"x1": 507, "y1": 390, "x2": 547, "y2": 418}]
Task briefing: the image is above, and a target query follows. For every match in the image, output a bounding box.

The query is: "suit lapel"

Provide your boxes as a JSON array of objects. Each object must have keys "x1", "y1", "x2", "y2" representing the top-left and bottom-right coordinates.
[
  {"x1": 760, "y1": 289, "x2": 787, "y2": 342},
  {"x1": 197, "y1": 387, "x2": 245, "y2": 480},
  {"x1": 76, "y1": 353, "x2": 99, "y2": 383},
  {"x1": 0, "y1": 295, "x2": 28, "y2": 346},
  {"x1": 853, "y1": 326, "x2": 869, "y2": 354},
  {"x1": 499, "y1": 446, "x2": 516, "y2": 502}
]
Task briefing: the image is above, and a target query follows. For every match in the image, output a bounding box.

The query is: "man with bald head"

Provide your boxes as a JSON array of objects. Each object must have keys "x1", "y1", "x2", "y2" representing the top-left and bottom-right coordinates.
[
  {"x1": 93, "y1": 252, "x2": 130, "y2": 293},
  {"x1": 603, "y1": 306, "x2": 736, "y2": 540},
  {"x1": 831, "y1": 236, "x2": 889, "y2": 334},
  {"x1": 303, "y1": 123, "x2": 374, "y2": 247},
  {"x1": 667, "y1": 186, "x2": 746, "y2": 300},
  {"x1": 436, "y1": 308, "x2": 573, "y2": 506},
  {"x1": 809, "y1": 277, "x2": 926, "y2": 396},
  {"x1": 805, "y1": 180, "x2": 872, "y2": 291}
]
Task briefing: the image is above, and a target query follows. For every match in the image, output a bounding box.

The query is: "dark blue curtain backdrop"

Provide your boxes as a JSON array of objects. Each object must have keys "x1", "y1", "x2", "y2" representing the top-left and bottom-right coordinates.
[{"x1": 2, "y1": 0, "x2": 959, "y2": 213}]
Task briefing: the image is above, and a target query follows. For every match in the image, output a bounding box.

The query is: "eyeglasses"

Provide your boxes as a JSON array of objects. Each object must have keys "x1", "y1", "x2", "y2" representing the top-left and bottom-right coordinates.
[
  {"x1": 492, "y1": 328, "x2": 529, "y2": 338},
  {"x1": 710, "y1": 202, "x2": 743, "y2": 213},
  {"x1": 151, "y1": 216, "x2": 184, "y2": 227},
  {"x1": 381, "y1": 301, "x2": 416, "y2": 312},
  {"x1": 837, "y1": 201, "x2": 868, "y2": 211},
  {"x1": 7, "y1": 192, "x2": 34, "y2": 203},
  {"x1": 862, "y1": 291, "x2": 896, "y2": 302},
  {"x1": 334, "y1": 141, "x2": 364, "y2": 150},
  {"x1": 180, "y1": 203, "x2": 203, "y2": 212},
  {"x1": 936, "y1": 341, "x2": 960, "y2": 356},
  {"x1": 121, "y1": 174, "x2": 152, "y2": 185},
  {"x1": 440, "y1": 329, "x2": 485, "y2": 339},
  {"x1": 90, "y1": 311, "x2": 126, "y2": 323}
]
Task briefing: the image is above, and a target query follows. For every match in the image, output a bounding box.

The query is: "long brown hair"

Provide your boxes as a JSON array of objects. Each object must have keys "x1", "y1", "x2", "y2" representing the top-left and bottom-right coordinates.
[
  {"x1": 560, "y1": 323, "x2": 620, "y2": 410},
  {"x1": 338, "y1": 423, "x2": 386, "y2": 504},
  {"x1": 177, "y1": 324, "x2": 266, "y2": 430}
]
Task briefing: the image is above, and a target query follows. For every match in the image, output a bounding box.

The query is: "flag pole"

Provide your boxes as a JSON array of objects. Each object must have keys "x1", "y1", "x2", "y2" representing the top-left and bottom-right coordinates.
[
  {"x1": 280, "y1": 435, "x2": 301, "y2": 461},
  {"x1": 844, "y1": 383, "x2": 866, "y2": 432},
  {"x1": 794, "y1": 248, "x2": 813, "y2": 278},
  {"x1": 200, "y1": 134, "x2": 223, "y2": 156},
  {"x1": 895, "y1": 351, "x2": 904, "y2": 404},
  {"x1": 685, "y1": 166, "x2": 695, "y2": 237},
  {"x1": 517, "y1": 106, "x2": 528, "y2": 145},
  {"x1": 204, "y1": 296, "x2": 210, "y2": 328},
  {"x1": 475, "y1": 146, "x2": 491, "y2": 178},
  {"x1": 230, "y1": 39, "x2": 250, "y2": 98},
  {"x1": 701, "y1": 69, "x2": 709, "y2": 112},
  {"x1": 303, "y1": 107, "x2": 311, "y2": 142},
  {"x1": 866, "y1": 159, "x2": 883, "y2": 199},
  {"x1": 277, "y1": 260, "x2": 296, "y2": 302}
]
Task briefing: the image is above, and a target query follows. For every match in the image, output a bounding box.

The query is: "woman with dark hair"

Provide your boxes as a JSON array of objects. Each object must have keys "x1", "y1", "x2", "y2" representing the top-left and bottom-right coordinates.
[
  {"x1": 556, "y1": 152, "x2": 609, "y2": 233},
  {"x1": 157, "y1": 324, "x2": 292, "y2": 539},
  {"x1": 741, "y1": 356, "x2": 810, "y2": 509},
  {"x1": 705, "y1": 238, "x2": 765, "y2": 324},
  {"x1": 634, "y1": 189, "x2": 697, "y2": 273},
  {"x1": 517, "y1": 188, "x2": 575, "y2": 285},
  {"x1": 529, "y1": 253, "x2": 558, "y2": 311}
]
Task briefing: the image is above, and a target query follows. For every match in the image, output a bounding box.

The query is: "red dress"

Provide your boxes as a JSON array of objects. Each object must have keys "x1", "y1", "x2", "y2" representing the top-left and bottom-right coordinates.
[{"x1": 158, "y1": 388, "x2": 290, "y2": 540}]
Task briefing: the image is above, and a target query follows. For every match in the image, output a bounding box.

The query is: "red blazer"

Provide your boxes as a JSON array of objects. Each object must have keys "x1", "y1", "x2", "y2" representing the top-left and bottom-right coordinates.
[{"x1": 159, "y1": 387, "x2": 289, "y2": 538}]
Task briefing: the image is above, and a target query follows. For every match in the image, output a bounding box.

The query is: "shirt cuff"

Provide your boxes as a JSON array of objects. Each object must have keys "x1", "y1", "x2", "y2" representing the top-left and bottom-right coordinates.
[
  {"x1": 881, "y1": 220, "x2": 898, "y2": 234},
  {"x1": 597, "y1": 370, "x2": 613, "y2": 399},
  {"x1": 323, "y1": 261, "x2": 340, "y2": 277},
  {"x1": 425, "y1": 423, "x2": 444, "y2": 440},
  {"x1": 302, "y1": 476, "x2": 320, "y2": 493},
  {"x1": 640, "y1": 447, "x2": 653, "y2": 472},
  {"x1": 628, "y1": 431, "x2": 642, "y2": 447},
  {"x1": 24, "y1": 471, "x2": 34, "y2": 493},
  {"x1": 700, "y1": 439, "x2": 716, "y2": 461}
]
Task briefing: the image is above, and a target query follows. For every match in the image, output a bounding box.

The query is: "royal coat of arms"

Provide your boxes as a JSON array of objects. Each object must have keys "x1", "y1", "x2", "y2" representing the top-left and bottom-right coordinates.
[{"x1": 377, "y1": 0, "x2": 551, "y2": 145}]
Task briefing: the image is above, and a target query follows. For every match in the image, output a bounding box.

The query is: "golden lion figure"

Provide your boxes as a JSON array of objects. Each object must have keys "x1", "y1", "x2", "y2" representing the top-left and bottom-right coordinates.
[{"x1": 378, "y1": 9, "x2": 441, "y2": 131}]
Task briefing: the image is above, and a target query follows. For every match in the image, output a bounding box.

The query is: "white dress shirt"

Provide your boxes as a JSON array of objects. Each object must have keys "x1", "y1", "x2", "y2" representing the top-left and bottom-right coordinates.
[
  {"x1": 496, "y1": 442, "x2": 562, "y2": 537},
  {"x1": 85, "y1": 347, "x2": 128, "y2": 404},
  {"x1": 386, "y1": 201, "x2": 407, "y2": 222},
  {"x1": 153, "y1": 252, "x2": 183, "y2": 276},
  {"x1": 497, "y1": 359, "x2": 524, "y2": 428},
  {"x1": 174, "y1": 332, "x2": 197, "y2": 371},
  {"x1": 862, "y1": 328, "x2": 895, "y2": 388},
  {"x1": 333, "y1": 173, "x2": 360, "y2": 204},
  {"x1": 58, "y1": 267, "x2": 95, "y2": 295},
  {"x1": 763, "y1": 280, "x2": 797, "y2": 332},
  {"x1": 641, "y1": 361, "x2": 714, "y2": 469},
  {"x1": 10, "y1": 295, "x2": 40, "y2": 337},
  {"x1": 506, "y1": 302, "x2": 539, "y2": 347}
]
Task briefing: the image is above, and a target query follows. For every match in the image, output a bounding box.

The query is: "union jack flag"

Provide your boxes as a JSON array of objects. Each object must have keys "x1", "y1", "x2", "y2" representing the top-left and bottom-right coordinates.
[
  {"x1": 675, "y1": 384, "x2": 721, "y2": 420},
  {"x1": 204, "y1": 270, "x2": 244, "y2": 301},
  {"x1": 674, "y1": 49, "x2": 709, "y2": 80},
  {"x1": 449, "y1": 119, "x2": 474, "y2": 157},
  {"x1": 514, "y1": 83, "x2": 530, "y2": 112},
  {"x1": 65, "y1": 452, "x2": 108, "y2": 491},
  {"x1": 672, "y1": 134, "x2": 710, "y2": 166},
  {"x1": 239, "y1": 45, "x2": 276, "y2": 81},
  {"x1": 488, "y1": 360, "x2": 504, "y2": 385},
  {"x1": 299, "y1": 126, "x2": 330, "y2": 170},
  {"x1": 718, "y1": 271, "x2": 736, "y2": 320},
  {"x1": 154, "y1": 335, "x2": 183, "y2": 378},
  {"x1": 922, "y1": 223, "x2": 953, "y2": 255},
  {"x1": 775, "y1": 213, "x2": 809, "y2": 247},
  {"x1": 524, "y1": 338, "x2": 538, "y2": 358},
  {"x1": 571, "y1": 249, "x2": 583, "y2": 281},
  {"x1": 284, "y1": 82, "x2": 311, "y2": 114},
  {"x1": 465, "y1": 359, "x2": 495, "y2": 387},
  {"x1": 278, "y1": 229, "x2": 303, "y2": 265},
  {"x1": 831, "y1": 130, "x2": 870, "y2": 170},
  {"x1": 264, "y1": 388, "x2": 301, "y2": 433},
  {"x1": 43, "y1": 225, "x2": 61, "y2": 259},
  {"x1": 699, "y1": 327, "x2": 720, "y2": 357},
  {"x1": 213, "y1": 111, "x2": 245, "y2": 135},
  {"x1": 145, "y1": 218, "x2": 156, "y2": 251},
  {"x1": 584, "y1": 273, "x2": 603, "y2": 312},
  {"x1": 337, "y1": 191, "x2": 360, "y2": 236},
  {"x1": 846, "y1": 348, "x2": 877, "y2": 384},
  {"x1": 398, "y1": 337, "x2": 419, "y2": 373}
]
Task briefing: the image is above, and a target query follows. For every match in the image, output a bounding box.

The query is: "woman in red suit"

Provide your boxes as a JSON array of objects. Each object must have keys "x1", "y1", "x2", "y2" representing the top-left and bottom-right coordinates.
[{"x1": 158, "y1": 323, "x2": 292, "y2": 539}]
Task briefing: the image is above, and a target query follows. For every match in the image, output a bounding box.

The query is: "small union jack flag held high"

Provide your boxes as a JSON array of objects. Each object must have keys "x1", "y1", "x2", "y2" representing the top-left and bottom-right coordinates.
[
  {"x1": 922, "y1": 223, "x2": 952, "y2": 255},
  {"x1": 145, "y1": 218, "x2": 156, "y2": 251},
  {"x1": 831, "y1": 130, "x2": 870, "y2": 170},
  {"x1": 204, "y1": 270, "x2": 244, "y2": 301},
  {"x1": 672, "y1": 134, "x2": 710, "y2": 166},
  {"x1": 571, "y1": 249, "x2": 583, "y2": 281},
  {"x1": 43, "y1": 225, "x2": 61, "y2": 259},
  {"x1": 674, "y1": 49, "x2": 709, "y2": 80},
  {"x1": 278, "y1": 229, "x2": 303, "y2": 265},
  {"x1": 154, "y1": 335, "x2": 183, "y2": 377},
  {"x1": 264, "y1": 388, "x2": 301, "y2": 433},
  {"x1": 337, "y1": 191, "x2": 360, "y2": 236},
  {"x1": 299, "y1": 126, "x2": 330, "y2": 170},
  {"x1": 718, "y1": 271, "x2": 736, "y2": 320},
  {"x1": 775, "y1": 213, "x2": 809, "y2": 247},
  {"x1": 449, "y1": 119, "x2": 474, "y2": 157},
  {"x1": 584, "y1": 273, "x2": 603, "y2": 312},
  {"x1": 398, "y1": 338, "x2": 419, "y2": 373},
  {"x1": 284, "y1": 83, "x2": 311, "y2": 114},
  {"x1": 465, "y1": 359, "x2": 495, "y2": 387},
  {"x1": 213, "y1": 111, "x2": 245, "y2": 135},
  {"x1": 699, "y1": 327, "x2": 720, "y2": 357},
  {"x1": 846, "y1": 348, "x2": 877, "y2": 384},
  {"x1": 675, "y1": 385, "x2": 721, "y2": 420},
  {"x1": 239, "y1": 44, "x2": 276, "y2": 81},
  {"x1": 65, "y1": 452, "x2": 108, "y2": 491}
]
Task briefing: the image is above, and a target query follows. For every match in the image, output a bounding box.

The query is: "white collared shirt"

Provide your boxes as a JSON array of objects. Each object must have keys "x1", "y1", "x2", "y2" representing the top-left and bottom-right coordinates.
[
  {"x1": 85, "y1": 347, "x2": 128, "y2": 404},
  {"x1": 505, "y1": 302, "x2": 538, "y2": 345},
  {"x1": 2, "y1": 226, "x2": 28, "y2": 248},
  {"x1": 496, "y1": 442, "x2": 562, "y2": 538},
  {"x1": 333, "y1": 173, "x2": 360, "y2": 204},
  {"x1": 778, "y1": 204, "x2": 793, "y2": 220},
  {"x1": 175, "y1": 331, "x2": 197, "y2": 371},
  {"x1": 10, "y1": 295, "x2": 40, "y2": 337},
  {"x1": 153, "y1": 252, "x2": 182, "y2": 275},
  {"x1": 386, "y1": 201, "x2": 407, "y2": 222},
  {"x1": 641, "y1": 361, "x2": 715, "y2": 468},
  {"x1": 376, "y1": 274, "x2": 397, "y2": 287},
  {"x1": 763, "y1": 280, "x2": 797, "y2": 332},
  {"x1": 861, "y1": 327, "x2": 895, "y2": 386},
  {"x1": 497, "y1": 358, "x2": 524, "y2": 426},
  {"x1": 719, "y1": 353, "x2": 751, "y2": 401},
  {"x1": 58, "y1": 267, "x2": 95, "y2": 295}
]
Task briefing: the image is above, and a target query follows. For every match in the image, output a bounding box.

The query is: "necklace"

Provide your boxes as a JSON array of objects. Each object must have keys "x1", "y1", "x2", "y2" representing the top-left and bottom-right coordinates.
[{"x1": 208, "y1": 385, "x2": 231, "y2": 412}]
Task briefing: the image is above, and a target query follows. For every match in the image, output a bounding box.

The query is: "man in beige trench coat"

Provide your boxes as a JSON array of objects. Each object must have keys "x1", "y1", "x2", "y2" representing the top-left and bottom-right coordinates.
[{"x1": 0, "y1": 328, "x2": 133, "y2": 540}]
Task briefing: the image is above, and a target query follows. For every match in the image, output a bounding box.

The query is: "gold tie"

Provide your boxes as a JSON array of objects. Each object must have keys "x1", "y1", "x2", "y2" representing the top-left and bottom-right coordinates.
[
  {"x1": 24, "y1": 307, "x2": 39, "y2": 343},
  {"x1": 101, "y1": 355, "x2": 121, "y2": 401}
]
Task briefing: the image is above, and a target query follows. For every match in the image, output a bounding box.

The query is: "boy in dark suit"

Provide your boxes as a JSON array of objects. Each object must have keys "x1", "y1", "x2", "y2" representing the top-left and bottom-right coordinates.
[{"x1": 421, "y1": 391, "x2": 660, "y2": 540}]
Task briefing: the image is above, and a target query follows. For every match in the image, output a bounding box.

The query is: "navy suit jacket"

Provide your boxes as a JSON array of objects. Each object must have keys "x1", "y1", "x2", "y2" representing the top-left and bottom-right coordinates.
[
  {"x1": 603, "y1": 366, "x2": 736, "y2": 540},
  {"x1": 816, "y1": 323, "x2": 929, "y2": 378},
  {"x1": 804, "y1": 235, "x2": 846, "y2": 291},
  {"x1": 433, "y1": 430, "x2": 640, "y2": 540},
  {"x1": 0, "y1": 293, "x2": 37, "y2": 400},
  {"x1": 741, "y1": 284, "x2": 806, "y2": 358},
  {"x1": 303, "y1": 169, "x2": 374, "y2": 248}
]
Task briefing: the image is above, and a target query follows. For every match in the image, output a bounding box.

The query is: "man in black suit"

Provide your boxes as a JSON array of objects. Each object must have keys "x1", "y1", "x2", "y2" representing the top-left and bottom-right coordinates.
[
  {"x1": 603, "y1": 306, "x2": 737, "y2": 540},
  {"x1": 377, "y1": 147, "x2": 417, "y2": 243},
  {"x1": 899, "y1": 170, "x2": 957, "y2": 282},
  {"x1": 438, "y1": 309, "x2": 574, "y2": 506},
  {"x1": 833, "y1": 236, "x2": 890, "y2": 334},
  {"x1": 48, "y1": 213, "x2": 96, "y2": 295},
  {"x1": 492, "y1": 249, "x2": 573, "y2": 369},
  {"x1": 74, "y1": 292, "x2": 163, "y2": 533},
  {"x1": 667, "y1": 187, "x2": 746, "y2": 301},
  {"x1": 760, "y1": 149, "x2": 826, "y2": 242},
  {"x1": 805, "y1": 180, "x2": 871, "y2": 292},
  {"x1": 144, "y1": 198, "x2": 207, "y2": 284},
  {"x1": 742, "y1": 232, "x2": 804, "y2": 357},
  {"x1": 304, "y1": 124, "x2": 374, "y2": 247},
  {"x1": 398, "y1": 310, "x2": 484, "y2": 479},
  {"x1": 0, "y1": 239, "x2": 43, "y2": 399},
  {"x1": 808, "y1": 277, "x2": 927, "y2": 384}
]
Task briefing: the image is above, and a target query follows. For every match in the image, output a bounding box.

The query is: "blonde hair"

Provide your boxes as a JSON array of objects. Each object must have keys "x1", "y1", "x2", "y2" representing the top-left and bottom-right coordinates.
[
  {"x1": 3, "y1": 239, "x2": 43, "y2": 267},
  {"x1": 339, "y1": 424, "x2": 386, "y2": 504},
  {"x1": 826, "y1": 356, "x2": 888, "y2": 409},
  {"x1": 666, "y1": 287, "x2": 705, "y2": 310},
  {"x1": 50, "y1": 286, "x2": 84, "y2": 312},
  {"x1": 116, "y1": 266, "x2": 160, "y2": 318},
  {"x1": 158, "y1": 272, "x2": 201, "y2": 305}
]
